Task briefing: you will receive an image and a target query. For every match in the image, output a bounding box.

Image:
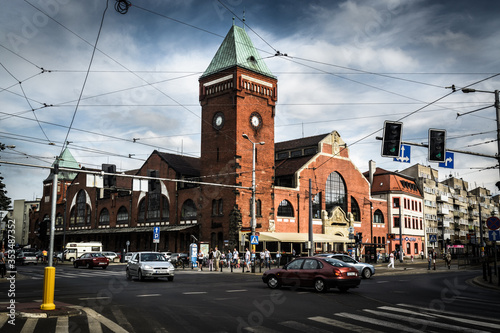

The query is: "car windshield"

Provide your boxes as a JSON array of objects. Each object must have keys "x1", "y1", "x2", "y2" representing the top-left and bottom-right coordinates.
[
  {"x1": 141, "y1": 253, "x2": 166, "y2": 262},
  {"x1": 91, "y1": 253, "x2": 104, "y2": 258},
  {"x1": 323, "y1": 258, "x2": 352, "y2": 267}
]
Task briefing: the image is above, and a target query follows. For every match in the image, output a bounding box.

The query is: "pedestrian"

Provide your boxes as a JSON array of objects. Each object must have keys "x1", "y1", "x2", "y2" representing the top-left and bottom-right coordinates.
[
  {"x1": 208, "y1": 248, "x2": 214, "y2": 271},
  {"x1": 292, "y1": 248, "x2": 296, "y2": 257},
  {"x1": 245, "y1": 248, "x2": 251, "y2": 272},
  {"x1": 233, "y1": 248, "x2": 239, "y2": 268},
  {"x1": 260, "y1": 250, "x2": 265, "y2": 268},
  {"x1": 420, "y1": 250, "x2": 424, "y2": 260},
  {"x1": 387, "y1": 252, "x2": 395, "y2": 269},
  {"x1": 227, "y1": 250, "x2": 233, "y2": 268},
  {"x1": 445, "y1": 251, "x2": 451, "y2": 269},
  {"x1": 432, "y1": 251, "x2": 437, "y2": 270},
  {"x1": 197, "y1": 250, "x2": 204, "y2": 271},
  {"x1": 428, "y1": 250, "x2": 432, "y2": 270},
  {"x1": 214, "y1": 247, "x2": 221, "y2": 271},
  {"x1": 264, "y1": 248, "x2": 270, "y2": 269},
  {"x1": 411, "y1": 254, "x2": 414, "y2": 262},
  {"x1": 42, "y1": 249, "x2": 48, "y2": 264}
]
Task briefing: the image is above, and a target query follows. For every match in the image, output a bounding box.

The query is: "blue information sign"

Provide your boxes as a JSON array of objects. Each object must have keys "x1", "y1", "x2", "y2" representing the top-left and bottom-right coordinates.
[
  {"x1": 393, "y1": 144, "x2": 411, "y2": 163},
  {"x1": 153, "y1": 226, "x2": 160, "y2": 243},
  {"x1": 438, "y1": 151, "x2": 454, "y2": 169}
]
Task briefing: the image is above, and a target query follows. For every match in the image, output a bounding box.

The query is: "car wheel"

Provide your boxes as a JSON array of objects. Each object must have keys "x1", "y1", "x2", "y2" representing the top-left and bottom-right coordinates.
[
  {"x1": 167, "y1": 276, "x2": 174, "y2": 282},
  {"x1": 73, "y1": 262, "x2": 78, "y2": 268},
  {"x1": 70, "y1": 257, "x2": 75, "y2": 262},
  {"x1": 138, "y1": 270, "x2": 144, "y2": 281},
  {"x1": 266, "y1": 275, "x2": 281, "y2": 289},
  {"x1": 126, "y1": 269, "x2": 132, "y2": 280},
  {"x1": 362, "y1": 268, "x2": 372, "y2": 279},
  {"x1": 314, "y1": 278, "x2": 327, "y2": 293},
  {"x1": 86, "y1": 263, "x2": 92, "y2": 269},
  {"x1": 102, "y1": 266, "x2": 107, "y2": 270},
  {"x1": 338, "y1": 287, "x2": 349, "y2": 293}
]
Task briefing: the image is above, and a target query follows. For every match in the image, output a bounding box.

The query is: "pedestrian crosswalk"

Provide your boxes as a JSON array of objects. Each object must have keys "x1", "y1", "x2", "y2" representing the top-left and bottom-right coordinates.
[
  {"x1": 242, "y1": 303, "x2": 500, "y2": 333},
  {"x1": 23, "y1": 268, "x2": 124, "y2": 280}
]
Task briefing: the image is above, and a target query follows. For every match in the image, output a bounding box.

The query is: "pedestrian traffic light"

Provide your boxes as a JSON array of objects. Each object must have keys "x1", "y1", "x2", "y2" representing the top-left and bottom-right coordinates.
[
  {"x1": 102, "y1": 164, "x2": 116, "y2": 187},
  {"x1": 381, "y1": 121, "x2": 403, "y2": 157},
  {"x1": 428, "y1": 129, "x2": 446, "y2": 163}
]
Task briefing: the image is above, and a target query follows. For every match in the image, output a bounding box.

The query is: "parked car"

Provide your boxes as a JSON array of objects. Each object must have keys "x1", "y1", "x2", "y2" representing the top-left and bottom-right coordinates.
[
  {"x1": 262, "y1": 257, "x2": 360, "y2": 292},
  {"x1": 15, "y1": 249, "x2": 38, "y2": 265},
  {"x1": 73, "y1": 253, "x2": 109, "y2": 269},
  {"x1": 126, "y1": 252, "x2": 175, "y2": 281},
  {"x1": 169, "y1": 253, "x2": 189, "y2": 266},
  {"x1": 102, "y1": 252, "x2": 119, "y2": 262},
  {"x1": 124, "y1": 252, "x2": 134, "y2": 262},
  {"x1": 315, "y1": 253, "x2": 375, "y2": 279},
  {"x1": 161, "y1": 252, "x2": 172, "y2": 261}
]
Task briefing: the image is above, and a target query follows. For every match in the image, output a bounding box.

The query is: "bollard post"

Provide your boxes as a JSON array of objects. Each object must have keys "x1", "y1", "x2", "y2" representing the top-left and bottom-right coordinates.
[{"x1": 40, "y1": 266, "x2": 56, "y2": 310}]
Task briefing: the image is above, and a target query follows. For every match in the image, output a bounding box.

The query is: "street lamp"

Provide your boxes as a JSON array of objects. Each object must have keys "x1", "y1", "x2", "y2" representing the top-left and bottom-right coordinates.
[
  {"x1": 461, "y1": 88, "x2": 500, "y2": 178},
  {"x1": 242, "y1": 134, "x2": 264, "y2": 268}
]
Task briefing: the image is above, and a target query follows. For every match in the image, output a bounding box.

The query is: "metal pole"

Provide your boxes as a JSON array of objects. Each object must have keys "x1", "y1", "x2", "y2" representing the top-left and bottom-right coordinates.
[
  {"x1": 251, "y1": 141, "x2": 256, "y2": 273},
  {"x1": 495, "y1": 90, "x2": 500, "y2": 178},
  {"x1": 308, "y1": 179, "x2": 313, "y2": 257},
  {"x1": 399, "y1": 203, "x2": 403, "y2": 262},
  {"x1": 48, "y1": 165, "x2": 58, "y2": 267}
]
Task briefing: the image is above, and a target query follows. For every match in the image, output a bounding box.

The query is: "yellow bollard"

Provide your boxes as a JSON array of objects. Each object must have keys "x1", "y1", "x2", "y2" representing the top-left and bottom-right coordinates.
[{"x1": 40, "y1": 266, "x2": 56, "y2": 310}]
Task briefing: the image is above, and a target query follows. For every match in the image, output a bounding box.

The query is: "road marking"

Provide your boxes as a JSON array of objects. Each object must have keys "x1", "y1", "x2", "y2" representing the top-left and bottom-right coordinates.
[
  {"x1": 0, "y1": 313, "x2": 8, "y2": 328},
  {"x1": 110, "y1": 305, "x2": 135, "y2": 333},
  {"x1": 183, "y1": 292, "x2": 207, "y2": 295},
  {"x1": 55, "y1": 316, "x2": 68, "y2": 333},
  {"x1": 20, "y1": 318, "x2": 38, "y2": 333},
  {"x1": 336, "y1": 312, "x2": 423, "y2": 333},
  {"x1": 243, "y1": 326, "x2": 280, "y2": 332},
  {"x1": 226, "y1": 289, "x2": 247, "y2": 293},
  {"x1": 377, "y1": 306, "x2": 434, "y2": 318},
  {"x1": 136, "y1": 294, "x2": 161, "y2": 297},
  {"x1": 309, "y1": 316, "x2": 383, "y2": 333},
  {"x1": 397, "y1": 303, "x2": 500, "y2": 325},
  {"x1": 78, "y1": 296, "x2": 111, "y2": 301},
  {"x1": 363, "y1": 309, "x2": 489, "y2": 333},
  {"x1": 281, "y1": 320, "x2": 332, "y2": 333},
  {"x1": 80, "y1": 307, "x2": 129, "y2": 333}
]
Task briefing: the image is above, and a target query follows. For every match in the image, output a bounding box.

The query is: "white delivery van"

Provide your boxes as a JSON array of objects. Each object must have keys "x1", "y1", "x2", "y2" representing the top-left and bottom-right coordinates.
[{"x1": 64, "y1": 242, "x2": 103, "y2": 261}]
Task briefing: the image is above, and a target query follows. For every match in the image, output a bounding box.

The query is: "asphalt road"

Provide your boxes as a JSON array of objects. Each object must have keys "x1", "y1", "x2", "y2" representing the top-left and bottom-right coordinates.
[{"x1": 1, "y1": 263, "x2": 499, "y2": 332}]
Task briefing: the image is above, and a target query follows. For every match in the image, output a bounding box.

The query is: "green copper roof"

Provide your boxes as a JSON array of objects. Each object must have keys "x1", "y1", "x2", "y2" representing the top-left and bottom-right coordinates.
[
  {"x1": 201, "y1": 25, "x2": 275, "y2": 79},
  {"x1": 46, "y1": 148, "x2": 80, "y2": 182}
]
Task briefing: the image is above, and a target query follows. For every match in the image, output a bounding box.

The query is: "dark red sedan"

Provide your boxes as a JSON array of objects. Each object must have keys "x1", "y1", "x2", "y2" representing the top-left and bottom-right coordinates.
[
  {"x1": 73, "y1": 253, "x2": 109, "y2": 269},
  {"x1": 262, "y1": 257, "x2": 360, "y2": 292}
]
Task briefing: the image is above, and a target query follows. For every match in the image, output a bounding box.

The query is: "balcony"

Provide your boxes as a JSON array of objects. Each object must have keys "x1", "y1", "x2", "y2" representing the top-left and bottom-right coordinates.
[
  {"x1": 437, "y1": 206, "x2": 449, "y2": 215},
  {"x1": 437, "y1": 194, "x2": 449, "y2": 202}
]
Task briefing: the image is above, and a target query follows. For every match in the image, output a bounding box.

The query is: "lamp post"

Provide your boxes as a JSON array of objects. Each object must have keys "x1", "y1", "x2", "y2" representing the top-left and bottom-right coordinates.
[
  {"x1": 461, "y1": 88, "x2": 500, "y2": 178},
  {"x1": 242, "y1": 134, "x2": 264, "y2": 270}
]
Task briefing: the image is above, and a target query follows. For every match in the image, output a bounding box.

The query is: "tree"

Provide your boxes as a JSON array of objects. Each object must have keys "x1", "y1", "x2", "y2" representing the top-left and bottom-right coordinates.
[{"x1": 0, "y1": 143, "x2": 12, "y2": 210}]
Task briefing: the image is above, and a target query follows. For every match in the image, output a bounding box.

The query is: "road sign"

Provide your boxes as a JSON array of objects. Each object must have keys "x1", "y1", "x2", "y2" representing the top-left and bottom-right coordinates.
[
  {"x1": 393, "y1": 144, "x2": 411, "y2": 163},
  {"x1": 153, "y1": 226, "x2": 160, "y2": 244},
  {"x1": 488, "y1": 230, "x2": 500, "y2": 241},
  {"x1": 486, "y1": 216, "x2": 500, "y2": 230},
  {"x1": 438, "y1": 151, "x2": 454, "y2": 169},
  {"x1": 348, "y1": 226, "x2": 354, "y2": 233},
  {"x1": 429, "y1": 234, "x2": 437, "y2": 243},
  {"x1": 250, "y1": 235, "x2": 259, "y2": 245}
]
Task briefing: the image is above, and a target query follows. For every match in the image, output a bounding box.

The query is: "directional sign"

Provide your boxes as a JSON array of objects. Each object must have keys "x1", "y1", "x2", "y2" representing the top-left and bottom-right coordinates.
[
  {"x1": 486, "y1": 216, "x2": 500, "y2": 230},
  {"x1": 489, "y1": 230, "x2": 500, "y2": 242},
  {"x1": 429, "y1": 234, "x2": 437, "y2": 243},
  {"x1": 250, "y1": 235, "x2": 259, "y2": 245},
  {"x1": 438, "y1": 151, "x2": 454, "y2": 169},
  {"x1": 153, "y1": 226, "x2": 160, "y2": 243},
  {"x1": 393, "y1": 144, "x2": 411, "y2": 163}
]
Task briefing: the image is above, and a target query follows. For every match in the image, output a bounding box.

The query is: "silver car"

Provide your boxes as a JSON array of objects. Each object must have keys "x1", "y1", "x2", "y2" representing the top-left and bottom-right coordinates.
[
  {"x1": 126, "y1": 252, "x2": 175, "y2": 281},
  {"x1": 315, "y1": 253, "x2": 375, "y2": 279}
]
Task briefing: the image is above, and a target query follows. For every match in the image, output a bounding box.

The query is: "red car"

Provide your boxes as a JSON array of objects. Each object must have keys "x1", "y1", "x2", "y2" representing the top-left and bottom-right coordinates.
[
  {"x1": 73, "y1": 253, "x2": 109, "y2": 269},
  {"x1": 262, "y1": 257, "x2": 360, "y2": 292}
]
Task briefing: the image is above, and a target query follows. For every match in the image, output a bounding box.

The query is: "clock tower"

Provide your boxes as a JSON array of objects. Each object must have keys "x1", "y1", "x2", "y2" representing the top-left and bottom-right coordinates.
[{"x1": 199, "y1": 23, "x2": 277, "y2": 247}]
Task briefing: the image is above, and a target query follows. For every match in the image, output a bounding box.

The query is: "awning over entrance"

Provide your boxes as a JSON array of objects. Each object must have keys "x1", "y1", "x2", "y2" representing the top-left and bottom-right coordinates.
[
  {"x1": 54, "y1": 224, "x2": 197, "y2": 236},
  {"x1": 257, "y1": 232, "x2": 349, "y2": 243}
]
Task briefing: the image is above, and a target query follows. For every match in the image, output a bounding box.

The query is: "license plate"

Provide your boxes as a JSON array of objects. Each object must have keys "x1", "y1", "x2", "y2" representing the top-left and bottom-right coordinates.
[{"x1": 347, "y1": 272, "x2": 356, "y2": 276}]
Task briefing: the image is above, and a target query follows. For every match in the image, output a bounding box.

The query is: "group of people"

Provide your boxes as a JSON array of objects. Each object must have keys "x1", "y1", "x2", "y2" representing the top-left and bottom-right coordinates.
[{"x1": 196, "y1": 247, "x2": 274, "y2": 272}]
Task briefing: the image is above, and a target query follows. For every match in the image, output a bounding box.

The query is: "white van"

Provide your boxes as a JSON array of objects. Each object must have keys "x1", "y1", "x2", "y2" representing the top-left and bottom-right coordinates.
[{"x1": 64, "y1": 242, "x2": 103, "y2": 261}]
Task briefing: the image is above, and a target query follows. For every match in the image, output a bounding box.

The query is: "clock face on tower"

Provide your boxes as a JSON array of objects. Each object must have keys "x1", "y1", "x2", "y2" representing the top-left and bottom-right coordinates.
[
  {"x1": 212, "y1": 112, "x2": 225, "y2": 131},
  {"x1": 250, "y1": 112, "x2": 262, "y2": 130}
]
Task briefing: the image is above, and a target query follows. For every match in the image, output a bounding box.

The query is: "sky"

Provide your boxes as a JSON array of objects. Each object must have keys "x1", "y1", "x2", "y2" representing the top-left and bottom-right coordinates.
[{"x1": 1, "y1": 0, "x2": 500, "y2": 203}]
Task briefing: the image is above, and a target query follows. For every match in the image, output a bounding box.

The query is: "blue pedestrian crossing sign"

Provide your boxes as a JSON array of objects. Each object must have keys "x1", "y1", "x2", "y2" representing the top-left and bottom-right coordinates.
[
  {"x1": 438, "y1": 152, "x2": 454, "y2": 169},
  {"x1": 393, "y1": 144, "x2": 411, "y2": 163},
  {"x1": 429, "y1": 234, "x2": 437, "y2": 243},
  {"x1": 250, "y1": 235, "x2": 259, "y2": 245},
  {"x1": 153, "y1": 227, "x2": 160, "y2": 243}
]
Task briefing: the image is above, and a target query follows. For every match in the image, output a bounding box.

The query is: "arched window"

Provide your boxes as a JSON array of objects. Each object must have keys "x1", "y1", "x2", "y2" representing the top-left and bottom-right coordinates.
[
  {"x1": 117, "y1": 206, "x2": 128, "y2": 224},
  {"x1": 277, "y1": 200, "x2": 294, "y2": 217},
  {"x1": 350, "y1": 196, "x2": 360, "y2": 221},
  {"x1": 138, "y1": 199, "x2": 146, "y2": 222},
  {"x1": 99, "y1": 208, "x2": 110, "y2": 225},
  {"x1": 56, "y1": 213, "x2": 63, "y2": 227},
  {"x1": 373, "y1": 209, "x2": 384, "y2": 224},
  {"x1": 181, "y1": 199, "x2": 197, "y2": 219},
  {"x1": 75, "y1": 190, "x2": 90, "y2": 225},
  {"x1": 147, "y1": 192, "x2": 160, "y2": 220},
  {"x1": 325, "y1": 172, "x2": 347, "y2": 213},
  {"x1": 162, "y1": 196, "x2": 170, "y2": 221},
  {"x1": 312, "y1": 193, "x2": 321, "y2": 219}
]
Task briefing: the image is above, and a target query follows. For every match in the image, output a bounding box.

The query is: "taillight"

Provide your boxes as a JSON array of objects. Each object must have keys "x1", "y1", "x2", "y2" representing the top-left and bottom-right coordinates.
[{"x1": 333, "y1": 268, "x2": 342, "y2": 277}]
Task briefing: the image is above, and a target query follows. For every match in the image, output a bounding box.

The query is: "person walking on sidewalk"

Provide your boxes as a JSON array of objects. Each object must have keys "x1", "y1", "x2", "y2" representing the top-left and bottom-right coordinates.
[
  {"x1": 387, "y1": 252, "x2": 395, "y2": 268},
  {"x1": 214, "y1": 247, "x2": 221, "y2": 271},
  {"x1": 428, "y1": 250, "x2": 433, "y2": 270},
  {"x1": 445, "y1": 251, "x2": 452, "y2": 269}
]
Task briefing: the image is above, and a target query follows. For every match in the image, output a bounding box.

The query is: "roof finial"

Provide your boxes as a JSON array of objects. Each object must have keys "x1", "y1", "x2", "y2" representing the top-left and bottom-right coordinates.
[
  {"x1": 232, "y1": 17, "x2": 235, "y2": 26},
  {"x1": 243, "y1": 9, "x2": 245, "y2": 30}
]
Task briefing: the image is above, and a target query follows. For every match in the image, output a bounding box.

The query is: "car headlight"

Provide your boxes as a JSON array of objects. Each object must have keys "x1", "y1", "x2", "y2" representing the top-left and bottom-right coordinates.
[{"x1": 143, "y1": 265, "x2": 153, "y2": 270}]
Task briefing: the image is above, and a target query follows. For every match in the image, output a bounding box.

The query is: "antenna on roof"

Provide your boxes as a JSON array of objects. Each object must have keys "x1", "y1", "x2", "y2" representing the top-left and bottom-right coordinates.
[
  {"x1": 232, "y1": 17, "x2": 235, "y2": 26},
  {"x1": 243, "y1": 9, "x2": 246, "y2": 30}
]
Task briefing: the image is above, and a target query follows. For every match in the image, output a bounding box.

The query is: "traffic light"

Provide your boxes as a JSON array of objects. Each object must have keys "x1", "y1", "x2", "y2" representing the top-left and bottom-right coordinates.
[
  {"x1": 102, "y1": 164, "x2": 116, "y2": 187},
  {"x1": 428, "y1": 129, "x2": 446, "y2": 163},
  {"x1": 148, "y1": 169, "x2": 160, "y2": 192},
  {"x1": 381, "y1": 121, "x2": 403, "y2": 157}
]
